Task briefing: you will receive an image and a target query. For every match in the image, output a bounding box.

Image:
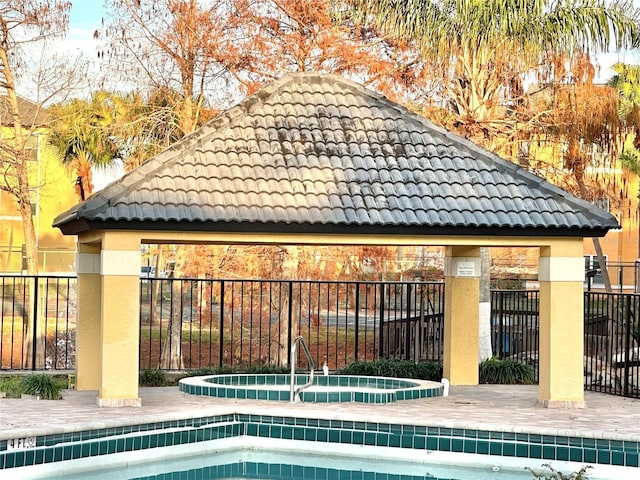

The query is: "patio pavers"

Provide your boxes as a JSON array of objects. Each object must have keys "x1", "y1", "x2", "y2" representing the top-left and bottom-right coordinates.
[{"x1": 1, "y1": 385, "x2": 638, "y2": 442}]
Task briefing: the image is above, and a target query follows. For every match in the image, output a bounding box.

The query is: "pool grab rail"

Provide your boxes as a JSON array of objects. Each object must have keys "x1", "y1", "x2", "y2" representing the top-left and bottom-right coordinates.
[{"x1": 290, "y1": 336, "x2": 315, "y2": 402}]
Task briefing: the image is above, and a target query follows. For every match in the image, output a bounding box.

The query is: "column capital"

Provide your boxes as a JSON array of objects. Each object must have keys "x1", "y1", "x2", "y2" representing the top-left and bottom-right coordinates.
[
  {"x1": 539, "y1": 256, "x2": 584, "y2": 282},
  {"x1": 101, "y1": 250, "x2": 141, "y2": 276}
]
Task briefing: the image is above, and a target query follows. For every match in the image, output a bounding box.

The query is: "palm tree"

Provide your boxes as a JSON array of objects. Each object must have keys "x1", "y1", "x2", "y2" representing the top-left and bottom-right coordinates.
[
  {"x1": 349, "y1": 0, "x2": 639, "y2": 145},
  {"x1": 49, "y1": 92, "x2": 124, "y2": 200},
  {"x1": 609, "y1": 63, "x2": 640, "y2": 173},
  {"x1": 348, "y1": 0, "x2": 639, "y2": 359}
]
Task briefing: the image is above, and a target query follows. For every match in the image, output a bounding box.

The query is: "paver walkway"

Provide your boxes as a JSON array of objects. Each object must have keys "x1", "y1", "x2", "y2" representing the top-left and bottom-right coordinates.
[{"x1": 1, "y1": 385, "x2": 638, "y2": 441}]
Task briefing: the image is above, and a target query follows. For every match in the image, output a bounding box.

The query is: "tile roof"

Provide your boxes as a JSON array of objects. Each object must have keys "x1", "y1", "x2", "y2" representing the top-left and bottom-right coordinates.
[
  {"x1": 53, "y1": 73, "x2": 618, "y2": 237},
  {"x1": 0, "y1": 96, "x2": 49, "y2": 127}
]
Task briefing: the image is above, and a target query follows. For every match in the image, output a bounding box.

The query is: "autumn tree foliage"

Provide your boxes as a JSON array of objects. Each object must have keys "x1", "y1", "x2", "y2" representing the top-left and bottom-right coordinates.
[
  {"x1": 100, "y1": 0, "x2": 228, "y2": 136},
  {"x1": 101, "y1": 1, "x2": 430, "y2": 292},
  {"x1": 349, "y1": 0, "x2": 639, "y2": 147},
  {"x1": 100, "y1": 0, "x2": 429, "y2": 148},
  {"x1": 218, "y1": 0, "x2": 428, "y2": 102}
]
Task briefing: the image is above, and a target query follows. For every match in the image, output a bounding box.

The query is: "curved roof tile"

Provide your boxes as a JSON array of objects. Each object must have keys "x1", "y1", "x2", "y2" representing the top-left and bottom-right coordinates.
[{"x1": 53, "y1": 73, "x2": 618, "y2": 237}]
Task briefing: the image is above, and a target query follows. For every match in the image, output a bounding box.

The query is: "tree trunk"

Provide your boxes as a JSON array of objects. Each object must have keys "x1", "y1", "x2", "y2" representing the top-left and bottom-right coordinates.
[
  {"x1": 1, "y1": 42, "x2": 43, "y2": 366},
  {"x1": 160, "y1": 279, "x2": 184, "y2": 370},
  {"x1": 278, "y1": 247, "x2": 299, "y2": 366},
  {"x1": 160, "y1": 247, "x2": 188, "y2": 369},
  {"x1": 478, "y1": 247, "x2": 493, "y2": 361},
  {"x1": 592, "y1": 238, "x2": 612, "y2": 292}
]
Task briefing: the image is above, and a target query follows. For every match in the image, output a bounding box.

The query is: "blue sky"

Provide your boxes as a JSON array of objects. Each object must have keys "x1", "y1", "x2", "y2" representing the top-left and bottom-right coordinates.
[{"x1": 61, "y1": 1, "x2": 104, "y2": 56}]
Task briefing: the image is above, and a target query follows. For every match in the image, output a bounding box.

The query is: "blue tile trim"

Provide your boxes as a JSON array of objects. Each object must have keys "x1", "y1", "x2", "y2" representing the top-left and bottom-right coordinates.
[{"x1": 1, "y1": 413, "x2": 638, "y2": 471}]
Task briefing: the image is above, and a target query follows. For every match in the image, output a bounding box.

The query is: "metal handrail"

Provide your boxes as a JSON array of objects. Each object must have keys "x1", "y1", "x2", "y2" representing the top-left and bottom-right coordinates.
[{"x1": 290, "y1": 336, "x2": 315, "y2": 402}]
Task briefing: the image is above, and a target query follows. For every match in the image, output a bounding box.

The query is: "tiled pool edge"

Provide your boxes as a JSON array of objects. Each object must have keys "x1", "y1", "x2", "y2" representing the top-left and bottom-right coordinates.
[
  {"x1": 179, "y1": 374, "x2": 444, "y2": 403},
  {"x1": 2, "y1": 413, "x2": 638, "y2": 472}
]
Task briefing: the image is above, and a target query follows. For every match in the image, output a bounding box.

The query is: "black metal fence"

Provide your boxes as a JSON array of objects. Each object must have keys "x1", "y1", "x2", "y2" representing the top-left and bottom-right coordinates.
[
  {"x1": 0, "y1": 275, "x2": 76, "y2": 370},
  {"x1": 490, "y1": 290, "x2": 540, "y2": 379},
  {"x1": 1, "y1": 275, "x2": 639, "y2": 399},
  {"x1": 138, "y1": 279, "x2": 445, "y2": 371},
  {"x1": 583, "y1": 291, "x2": 640, "y2": 398},
  {"x1": 490, "y1": 289, "x2": 640, "y2": 398}
]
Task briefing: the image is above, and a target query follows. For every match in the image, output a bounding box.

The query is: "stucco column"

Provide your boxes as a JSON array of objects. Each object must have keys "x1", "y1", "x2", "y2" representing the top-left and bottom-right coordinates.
[
  {"x1": 443, "y1": 246, "x2": 481, "y2": 385},
  {"x1": 76, "y1": 242, "x2": 102, "y2": 390},
  {"x1": 98, "y1": 232, "x2": 142, "y2": 407},
  {"x1": 538, "y1": 239, "x2": 585, "y2": 408}
]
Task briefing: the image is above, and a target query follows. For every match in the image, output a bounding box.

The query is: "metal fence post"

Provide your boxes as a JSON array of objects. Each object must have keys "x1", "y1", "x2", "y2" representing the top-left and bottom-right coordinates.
[
  {"x1": 405, "y1": 283, "x2": 412, "y2": 360},
  {"x1": 378, "y1": 283, "x2": 385, "y2": 358},
  {"x1": 624, "y1": 294, "x2": 632, "y2": 397},
  {"x1": 219, "y1": 280, "x2": 225, "y2": 367},
  {"x1": 354, "y1": 282, "x2": 360, "y2": 361},
  {"x1": 31, "y1": 277, "x2": 38, "y2": 370},
  {"x1": 287, "y1": 281, "x2": 293, "y2": 367}
]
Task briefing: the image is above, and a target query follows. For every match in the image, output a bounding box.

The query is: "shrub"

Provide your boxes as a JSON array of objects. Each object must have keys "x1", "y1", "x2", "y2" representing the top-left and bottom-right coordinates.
[
  {"x1": 0, "y1": 376, "x2": 23, "y2": 398},
  {"x1": 179, "y1": 364, "x2": 290, "y2": 380},
  {"x1": 21, "y1": 374, "x2": 64, "y2": 400},
  {"x1": 139, "y1": 368, "x2": 167, "y2": 387},
  {"x1": 479, "y1": 357, "x2": 534, "y2": 385},
  {"x1": 336, "y1": 359, "x2": 443, "y2": 381},
  {"x1": 183, "y1": 367, "x2": 220, "y2": 377},
  {"x1": 242, "y1": 364, "x2": 290, "y2": 374}
]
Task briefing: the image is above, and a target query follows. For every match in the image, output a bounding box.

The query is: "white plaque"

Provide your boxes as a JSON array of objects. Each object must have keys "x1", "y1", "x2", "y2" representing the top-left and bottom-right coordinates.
[{"x1": 456, "y1": 261, "x2": 476, "y2": 277}]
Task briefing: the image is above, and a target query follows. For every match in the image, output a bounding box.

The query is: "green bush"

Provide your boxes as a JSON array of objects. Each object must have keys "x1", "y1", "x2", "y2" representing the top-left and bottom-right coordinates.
[
  {"x1": 139, "y1": 368, "x2": 167, "y2": 387},
  {"x1": 336, "y1": 359, "x2": 443, "y2": 381},
  {"x1": 180, "y1": 364, "x2": 290, "y2": 380},
  {"x1": 479, "y1": 357, "x2": 534, "y2": 385},
  {"x1": 183, "y1": 367, "x2": 220, "y2": 377},
  {"x1": 0, "y1": 376, "x2": 23, "y2": 398},
  {"x1": 21, "y1": 374, "x2": 65, "y2": 400},
  {"x1": 242, "y1": 364, "x2": 290, "y2": 374}
]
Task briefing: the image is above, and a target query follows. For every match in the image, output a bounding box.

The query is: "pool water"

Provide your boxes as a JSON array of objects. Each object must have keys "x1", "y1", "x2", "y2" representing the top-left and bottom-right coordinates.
[{"x1": 44, "y1": 445, "x2": 540, "y2": 480}]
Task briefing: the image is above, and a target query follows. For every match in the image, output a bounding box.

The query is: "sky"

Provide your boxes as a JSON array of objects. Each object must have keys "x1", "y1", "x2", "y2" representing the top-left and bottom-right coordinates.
[{"x1": 64, "y1": 1, "x2": 105, "y2": 55}]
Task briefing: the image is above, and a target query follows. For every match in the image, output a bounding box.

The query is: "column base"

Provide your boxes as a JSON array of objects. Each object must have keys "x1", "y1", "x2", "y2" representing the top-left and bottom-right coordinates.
[
  {"x1": 97, "y1": 397, "x2": 142, "y2": 407},
  {"x1": 537, "y1": 398, "x2": 586, "y2": 409}
]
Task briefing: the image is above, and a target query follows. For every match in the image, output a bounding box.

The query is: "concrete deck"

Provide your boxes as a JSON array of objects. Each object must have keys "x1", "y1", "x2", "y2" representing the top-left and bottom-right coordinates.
[{"x1": 1, "y1": 385, "x2": 639, "y2": 442}]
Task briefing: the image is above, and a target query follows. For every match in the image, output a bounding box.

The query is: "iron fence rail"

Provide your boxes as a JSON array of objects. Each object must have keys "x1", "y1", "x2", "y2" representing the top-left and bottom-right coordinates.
[
  {"x1": 1, "y1": 275, "x2": 638, "y2": 399},
  {"x1": 490, "y1": 290, "x2": 540, "y2": 380},
  {"x1": 583, "y1": 291, "x2": 640, "y2": 398},
  {"x1": 138, "y1": 279, "x2": 445, "y2": 371},
  {"x1": 0, "y1": 275, "x2": 76, "y2": 370}
]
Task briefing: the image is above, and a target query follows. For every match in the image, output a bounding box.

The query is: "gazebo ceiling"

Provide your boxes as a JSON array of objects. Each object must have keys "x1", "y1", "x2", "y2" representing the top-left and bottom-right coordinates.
[{"x1": 53, "y1": 73, "x2": 618, "y2": 238}]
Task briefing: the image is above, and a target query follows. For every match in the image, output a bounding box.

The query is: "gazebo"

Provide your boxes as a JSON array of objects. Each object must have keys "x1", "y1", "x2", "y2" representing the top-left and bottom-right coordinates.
[{"x1": 53, "y1": 73, "x2": 618, "y2": 408}]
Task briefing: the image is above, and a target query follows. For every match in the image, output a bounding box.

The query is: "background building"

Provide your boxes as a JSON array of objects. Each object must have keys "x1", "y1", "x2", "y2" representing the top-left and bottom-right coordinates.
[{"x1": 0, "y1": 97, "x2": 78, "y2": 273}]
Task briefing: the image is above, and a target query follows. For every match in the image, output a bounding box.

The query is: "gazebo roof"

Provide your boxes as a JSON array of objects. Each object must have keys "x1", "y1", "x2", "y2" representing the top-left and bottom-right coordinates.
[{"x1": 53, "y1": 73, "x2": 618, "y2": 237}]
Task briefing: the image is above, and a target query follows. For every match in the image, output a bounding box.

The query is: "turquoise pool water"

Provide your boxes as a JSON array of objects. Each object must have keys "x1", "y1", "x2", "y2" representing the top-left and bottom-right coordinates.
[{"x1": 39, "y1": 444, "x2": 552, "y2": 480}]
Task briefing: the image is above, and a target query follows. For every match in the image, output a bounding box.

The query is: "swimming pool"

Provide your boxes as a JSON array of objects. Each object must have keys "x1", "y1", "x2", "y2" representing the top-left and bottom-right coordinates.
[
  {"x1": 3, "y1": 412, "x2": 637, "y2": 479},
  {"x1": 23, "y1": 439, "x2": 571, "y2": 480},
  {"x1": 179, "y1": 374, "x2": 443, "y2": 403}
]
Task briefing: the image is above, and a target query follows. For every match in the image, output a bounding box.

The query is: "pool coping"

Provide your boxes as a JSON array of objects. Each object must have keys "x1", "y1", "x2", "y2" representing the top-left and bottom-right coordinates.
[
  {"x1": 2, "y1": 394, "x2": 640, "y2": 443},
  {"x1": 2, "y1": 410, "x2": 639, "y2": 475}
]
